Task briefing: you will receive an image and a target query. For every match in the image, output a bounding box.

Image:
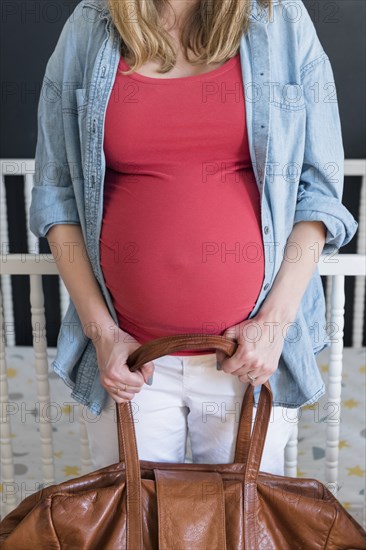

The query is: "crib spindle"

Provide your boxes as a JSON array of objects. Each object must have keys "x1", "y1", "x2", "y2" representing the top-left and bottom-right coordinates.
[
  {"x1": 29, "y1": 274, "x2": 56, "y2": 487},
  {"x1": 325, "y1": 274, "x2": 345, "y2": 495},
  {"x1": 0, "y1": 289, "x2": 17, "y2": 517},
  {"x1": 353, "y1": 171, "x2": 366, "y2": 347},
  {"x1": 0, "y1": 164, "x2": 15, "y2": 348},
  {"x1": 284, "y1": 421, "x2": 299, "y2": 478}
]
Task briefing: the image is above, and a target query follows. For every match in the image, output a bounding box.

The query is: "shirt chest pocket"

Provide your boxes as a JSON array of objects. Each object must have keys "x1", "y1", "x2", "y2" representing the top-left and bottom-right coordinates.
[{"x1": 270, "y1": 82, "x2": 305, "y2": 111}]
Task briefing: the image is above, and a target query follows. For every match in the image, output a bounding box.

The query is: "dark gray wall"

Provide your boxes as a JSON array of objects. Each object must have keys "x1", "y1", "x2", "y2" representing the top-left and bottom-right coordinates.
[
  {"x1": 1, "y1": 1, "x2": 365, "y2": 157},
  {"x1": 1, "y1": 0, "x2": 365, "y2": 346},
  {"x1": 303, "y1": 0, "x2": 365, "y2": 158}
]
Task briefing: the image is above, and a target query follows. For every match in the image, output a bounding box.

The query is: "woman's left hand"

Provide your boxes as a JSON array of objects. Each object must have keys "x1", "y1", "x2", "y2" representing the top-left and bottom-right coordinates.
[{"x1": 216, "y1": 312, "x2": 288, "y2": 386}]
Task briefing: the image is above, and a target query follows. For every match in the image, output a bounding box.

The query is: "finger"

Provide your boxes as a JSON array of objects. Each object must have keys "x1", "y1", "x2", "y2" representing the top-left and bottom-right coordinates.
[
  {"x1": 239, "y1": 374, "x2": 267, "y2": 387},
  {"x1": 117, "y1": 365, "x2": 145, "y2": 387},
  {"x1": 223, "y1": 327, "x2": 238, "y2": 340},
  {"x1": 106, "y1": 377, "x2": 143, "y2": 394},
  {"x1": 108, "y1": 388, "x2": 137, "y2": 402},
  {"x1": 100, "y1": 375, "x2": 141, "y2": 395},
  {"x1": 101, "y1": 359, "x2": 141, "y2": 384},
  {"x1": 139, "y1": 361, "x2": 155, "y2": 384},
  {"x1": 221, "y1": 353, "x2": 248, "y2": 374},
  {"x1": 109, "y1": 393, "x2": 135, "y2": 404}
]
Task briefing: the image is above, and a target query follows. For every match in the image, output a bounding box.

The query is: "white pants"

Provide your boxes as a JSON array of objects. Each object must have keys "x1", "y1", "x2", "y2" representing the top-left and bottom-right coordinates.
[{"x1": 84, "y1": 353, "x2": 297, "y2": 475}]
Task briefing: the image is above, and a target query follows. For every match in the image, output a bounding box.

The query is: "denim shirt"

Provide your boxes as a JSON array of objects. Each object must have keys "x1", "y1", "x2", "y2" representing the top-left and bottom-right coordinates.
[{"x1": 29, "y1": 0, "x2": 358, "y2": 415}]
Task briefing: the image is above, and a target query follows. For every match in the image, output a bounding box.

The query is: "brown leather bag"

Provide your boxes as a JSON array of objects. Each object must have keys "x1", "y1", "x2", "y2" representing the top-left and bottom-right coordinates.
[{"x1": 1, "y1": 334, "x2": 365, "y2": 549}]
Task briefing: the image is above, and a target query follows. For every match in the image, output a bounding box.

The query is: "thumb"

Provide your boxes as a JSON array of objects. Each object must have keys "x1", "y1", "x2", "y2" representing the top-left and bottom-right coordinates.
[
  {"x1": 216, "y1": 350, "x2": 225, "y2": 369},
  {"x1": 139, "y1": 361, "x2": 155, "y2": 384},
  {"x1": 217, "y1": 327, "x2": 238, "y2": 367}
]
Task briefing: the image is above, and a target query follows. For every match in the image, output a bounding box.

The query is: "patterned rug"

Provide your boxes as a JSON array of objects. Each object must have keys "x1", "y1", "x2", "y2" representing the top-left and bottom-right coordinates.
[{"x1": 1, "y1": 345, "x2": 365, "y2": 529}]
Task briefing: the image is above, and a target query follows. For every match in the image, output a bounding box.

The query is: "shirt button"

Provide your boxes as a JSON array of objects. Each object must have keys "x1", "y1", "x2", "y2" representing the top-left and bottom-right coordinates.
[
  {"x1": 263, "y1": 283, "x2": 269, "y2": 291},
  {"x1": 264, "y1": 226, "x2": 269, "y2": 234}
]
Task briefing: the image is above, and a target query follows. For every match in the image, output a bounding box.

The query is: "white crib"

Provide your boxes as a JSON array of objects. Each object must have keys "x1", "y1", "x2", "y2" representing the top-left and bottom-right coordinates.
[{"x1": 1, "y1": 159, "x2": 365, "y2": 521}]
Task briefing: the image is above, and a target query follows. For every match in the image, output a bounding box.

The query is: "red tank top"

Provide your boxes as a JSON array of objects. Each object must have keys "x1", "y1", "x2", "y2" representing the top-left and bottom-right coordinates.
[{"x1": 100, "y1": 52, "x2": 265, "y2": 355}]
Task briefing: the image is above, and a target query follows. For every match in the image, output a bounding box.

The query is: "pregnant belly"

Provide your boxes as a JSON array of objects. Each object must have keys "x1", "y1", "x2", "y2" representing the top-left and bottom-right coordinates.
[{"x1": 99, "y1": 170, "x2": 265, "y2": 353}]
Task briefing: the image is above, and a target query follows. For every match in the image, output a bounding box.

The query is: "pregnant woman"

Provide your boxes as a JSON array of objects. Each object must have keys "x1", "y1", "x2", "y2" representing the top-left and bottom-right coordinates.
[{"x1": 29, "y1": 0, "x2": 358, "y2": 474}]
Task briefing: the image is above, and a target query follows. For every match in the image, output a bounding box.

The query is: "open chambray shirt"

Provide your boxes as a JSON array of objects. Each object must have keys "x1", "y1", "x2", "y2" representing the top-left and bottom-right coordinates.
[{"x1": 29, "y1": 0, "x2": 358, "y2": 415}]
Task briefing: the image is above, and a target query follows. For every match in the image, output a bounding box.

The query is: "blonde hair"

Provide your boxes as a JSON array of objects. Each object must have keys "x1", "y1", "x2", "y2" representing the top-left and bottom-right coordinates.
[{"x1": 107, "y1": 0, "x2": 273, "y2": 75}]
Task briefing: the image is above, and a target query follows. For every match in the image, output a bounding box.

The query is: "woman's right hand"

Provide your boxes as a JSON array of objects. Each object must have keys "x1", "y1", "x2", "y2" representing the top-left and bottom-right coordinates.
[{"x1": 93, "y1": 327, "x2": 155, "y2": 403}]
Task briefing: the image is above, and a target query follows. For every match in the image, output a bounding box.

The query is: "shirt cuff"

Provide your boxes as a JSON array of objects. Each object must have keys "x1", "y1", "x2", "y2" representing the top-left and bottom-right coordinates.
[
  {"x1": 294, "y1": 196, "x2": 358, "y2": 254},
  {"x1": 29, "y1": 184, "x2": 81, "y2": 238}
]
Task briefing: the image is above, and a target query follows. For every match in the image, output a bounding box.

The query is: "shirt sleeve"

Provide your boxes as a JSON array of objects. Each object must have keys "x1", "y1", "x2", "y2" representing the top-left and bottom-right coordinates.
[
  {"x1": 293, "y1": 51, "x2": 358, "y2": 254},
  {"x1": 29, "y1": 10, "x2": 81, "y2": 239}
]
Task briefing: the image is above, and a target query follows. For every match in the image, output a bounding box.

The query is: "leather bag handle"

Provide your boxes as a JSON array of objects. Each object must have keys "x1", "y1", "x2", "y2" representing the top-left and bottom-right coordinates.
[
  {"x1": 124, "y1": 333, "x2": 256, "y2": 463},
  {"x1": 125, "y1": 334, "x2": 238, "y2": 371},
  {"x1": 115, "y1": 334, "x2": 273, "y2": 550}
]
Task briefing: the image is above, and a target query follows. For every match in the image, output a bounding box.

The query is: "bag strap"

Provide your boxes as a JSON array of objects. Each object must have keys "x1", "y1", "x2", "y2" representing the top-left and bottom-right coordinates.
[
  {"x1": 125, "y1": 334, "x2": 238, "y2": 370},
  {"x1": 124, "y1": 333, "x2": 259, "y2": 463},
  {"x1": 116, "y1": 399, "x2": 142, "y2": 550},
  {"x1": 117, "y1": 334, "x2": 273, "y2": 550},
  {"x1": 242, "y1": 381, "x2": 273, "y2": 549}
]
